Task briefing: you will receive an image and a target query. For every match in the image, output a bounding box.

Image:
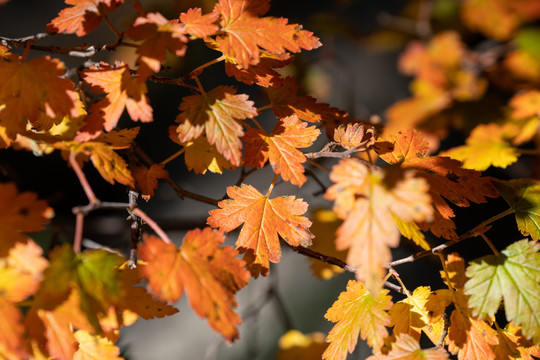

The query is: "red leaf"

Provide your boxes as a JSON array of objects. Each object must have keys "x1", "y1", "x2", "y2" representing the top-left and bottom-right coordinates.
[{"x1": 132, "y1": 164, "x2": 169, "y2": 201}]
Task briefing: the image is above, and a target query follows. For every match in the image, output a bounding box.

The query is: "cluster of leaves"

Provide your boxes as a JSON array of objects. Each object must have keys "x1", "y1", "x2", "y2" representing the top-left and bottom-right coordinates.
[{"x1": 1, "y1": 0, "x2": 540, "y2": 359}]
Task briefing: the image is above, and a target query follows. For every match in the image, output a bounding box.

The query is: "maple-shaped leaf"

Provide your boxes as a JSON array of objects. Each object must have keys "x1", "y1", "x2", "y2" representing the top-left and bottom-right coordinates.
[
  {"x1": 33, "y1": 244, "x2": 125, "y2": 333},
  {"x1": 207, "y1": 184, "x2": 312, "y2": 277},
  {"x1": 243, "y1": 115, "x2": 320, "y2": 186},
  {"x1": 224, "y1": 53, "x2": 293, "y2": 87},
  {"x1": 495, "y1": 323, "x2": 540, "y2": 360},
  {"x1": 179, "y1": 8, "x2": 219, "y2": 39},
  {"x1": 333, "y1": 122, "x2": 375, "y2": 150},
  {"x1": 127, "y1": 12, "x2": 188, "y2": 76},
  {"x1": 0, "y1": 56, "x2": 81, "y2": 140},
  {"x1": 366, "y1": 334, "x2": 449, "y2": 360},
  {"x1": 447, "y1": 306, "x2": 498, "y2": 360},
  {"x1": 139, "y1": 229, "x2": 249, "y2": 341},
  {"x1": 510, "y1": 90, "x2": 540, "y2": 119},
  {"x1": 73, "y1": 330, "x2": 124, "y2": 360},
  {"x1": 323, "y1": 280, "x2": 393, "y2": 359},
  {"x1": 175, "y1": 86, "x2": 257, "y2": 166},
  {"x1": 389, "y1": 286, "x2": 445, "y2": 345},
  {"x1": 132, "y1": 164, "x2": 168, "y2": 201},
  {"x1": 46, "y1": 0, "x2": 124, "y2": 37},
  {"x1": 212, "y1": 0, "x2": 321, "y2": 68},
  {"x1": 0, "y1": 240, "x2": 48, "y2": 302},
  {"x1": 425, "y1": 289, "x2": 453, "y2": 323},
  {"x1": 464, "y1": 239, "x2": 540, "y2": 344},
  {"x1": 376, "y1": 129, "x2": 498, "y2": 240},
  {"x1": 495, "y1": 178, "x2": 540, "y2": 240},
  {"x1": 0, "y1": 297, "x2": 26, "y2": 359},
  {"x1": 308, "y1": 209, "x2": 346, "y2": 280},
  {"x1": 81, "y1": 62, "x2": 152, "y2": 133},
  {"x1": 325, "y1": 160, "x2": 432, "y2": 290},
  {"x1": 441, "y1": 123, "x2": 519, "y2": 171},
  {"x1": 277, "y1": 329, "x2": 326, "y2": 360},
  {"x1": 0, "y1": 183, "x2": 52, "y2": 254},
  {"x1": 267, "y1": 77, "x2": 348, "y2": 123}
]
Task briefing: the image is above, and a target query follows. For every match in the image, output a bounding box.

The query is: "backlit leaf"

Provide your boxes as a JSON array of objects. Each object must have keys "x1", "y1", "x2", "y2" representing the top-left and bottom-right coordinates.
[
  {"x1": 175, "y1": 86, "x2": 257, "y2": 166},
  {"x1": 366, "y1": 333, "x2": 449, "y2": 360},
  {"x1": 179, "y1": 8, "x2": 219, "y2": 39},
  {"x1": 47, "y1": 0, "x2": 124, "y2": 37},
  {"x1": 464, "y1": 239, "x2": 540, "y2": 344},
  {"x1": 181, "y1": 135, "x2": 235, "y2": 174},
  {"x1": 207, "y1": 184, "x2": 313, "y2": 277},
  {"x1": 224, "y1": 53, "x2": 293, "y2": 87},
  {"x1": 494, "y1": 323, "x2": 540, "y2": 360},
  {"x1": 441, "y1": 123, "x2": 519, "y2": 171},
  {"x1": 495, "y1": 178, "x2": 540, "y2": 240},
  {"x1": 139, "y1": 229, "x2": 249, "y2": 341},
  {"x1": 0, "y1": 297, "x2": 26, "y2": 360},
  {"x1": 509, "y1": 90, "x2": 540, "y2": 119},
  {"x1": 243, "y1": 115, "x2": 320, "y2": 186},
  {"x1": 323, "y1": 280, "x2": 392, "y2": 359},
  {"x1": 277, "y1": 330, "x2": 326, "y2": 360},
  {"x1": 0, "y1": 56, "x2": 81, "y2": 140},
  {"x1": 132, "y1": 164, "x2": 168, "y2": 201},
  {"x1": 82, "y1": 62, "x2": 152, "y2": 133},
  {"x1": 333, "y1": 122, "x2": 375, "y2": 150},
  {"x1": 212, "y1": 0, "x2": 321, "y2": 68},
  {"x1": 73, "y1": 330, "x2": 124, "y2": 360},
  {"x1": 325, "y1": 159, "x2": 432, "y2": 290}
]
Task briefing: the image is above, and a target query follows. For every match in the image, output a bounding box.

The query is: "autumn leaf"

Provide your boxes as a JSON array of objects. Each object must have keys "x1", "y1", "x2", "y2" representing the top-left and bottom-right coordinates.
[
  {"x1": 33, "y1": 244, "x2": 126, "y2": 333},
  {"x1": 139, "y1": 229, "x2": 249, "y2": 341},
  {"x1": 47, "y1": 0, "x2": 124, "y2": 37},
  {"x1": 81, "y1": 62, "x2": 152, "y2": 133},
  {"x1": 132, "y1": 164, "x2": 168, "y2": 201},
  {"x1": 0, "y1": 297, "x2": 26, "y2": 360},
  {"x1": 495, "y1": 178, "x2": 540, "y2": 240},
  {"x1": 464, "y1": 239, "x2": 540, "y2": 344},
  {"x1": 325, "y1": 159, "x2": 432, "y2": 290},
  {"x1": 447, "y1": 307, "x2": 498, "y2": 360},
  {"x1": 0, "y1": 56, "x2": 81, "y2": 140},
  {"x1": 441, "y1": 123, "x2": 519, "y2": 171},
  {"x1": 366, "y1": 333, "x2": 449, "y2": 360},
  {"x1": 224, "y1": 53, "x2": 293, "y2": 87},
  {"x1": 212, "y1": 0, "x2": 321, "y2": 68},
  {"x1": 127, "y1": 12, "x2": 188, "y2": 75},
  {"x1": 495, "y1": 323, "x2": 540, "y2": 360},
  {"x1": 175, "y1": 85, "x2": 257, "y2": 166},
  {"x1": 207, "y1": 184, "x2": 312, "y2": 277},
  {"x1": 308, "y1": 209, "x2": 346, "y2": 280},
  {"x1": 389, "y1": 286, "x2": 445, "y2": 345},
  {"x1": 323, "y1": 280, "x2": 393, "y2": 359},
  {"x1": 267, "y1": 77, "x2": 348, "y2": 123},
  {"x1": 179, "y1": 8, "x2": 219, "y2": 39},
  {"x1": 277, "y1": 330, "x2": 326, "y2": 360},
  {"x1": 73, "y1": 330, "x2": 124, "y2": 360},
  {"x1": 509, "y1": 90, "x2": 540, "y2": 119},
  {"x1": 0, "y1": 183, "x2": 52, "y2": 254},
  {"x1": 333, "y1": 122, "x2": 375, "y2": 150},
  {"x1": 243, "y1": 115, "x2": 320, "y2": 186},
  {"x1": 460, "y1": 0, "x2": 523, "y2": 41},
  {"x1": 377, "y1": 129, "x2": 498, "y2": 240}
]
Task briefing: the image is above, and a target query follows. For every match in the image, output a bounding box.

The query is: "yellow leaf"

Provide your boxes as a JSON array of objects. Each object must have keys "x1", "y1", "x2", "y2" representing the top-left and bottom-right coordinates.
[
  {"x1": 73, "y1": 330, "x2": 124, "y2": 360},
  {"x1": 277, "y1": 330, "x2": 326, "y2": 360}
]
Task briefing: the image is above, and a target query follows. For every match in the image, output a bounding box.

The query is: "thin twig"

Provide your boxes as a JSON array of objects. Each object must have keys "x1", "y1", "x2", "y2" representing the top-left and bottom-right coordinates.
[
  {"x1": 69, "y1": 152, "x2": 99, "y2": 205},
  {"x1": 74, "y1": 213, "x2": 84, "y2": 253},
  {"x1": 132, "y1": 207, "x2": 173, "y2": 244}
]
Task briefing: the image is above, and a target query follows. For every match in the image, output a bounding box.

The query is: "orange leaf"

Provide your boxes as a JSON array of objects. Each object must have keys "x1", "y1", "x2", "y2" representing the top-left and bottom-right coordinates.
[
  {"x1": 73, "y1": 330, "x2": 124, "y2": 360},
  {"x1": 224, "y1": 53, "x2": 293, "y2": 87},
  {"x1": 377, "y1": 129, "x2": 498, "y2": 240},
  {"x1": 509, "y1": 90, "x2": 540, "y2": 119},
  {"x1": 0, "y1": 56, "x2": 81, "y2": 140},
  {"x1": 267, "y1": 77, "x2": 348, "y2": 123},
  {"x1": 461, "y1": 0, "x2": 519, "y2": 41},
  {"x1": 0, "y1": 297, "x2": 26, "y2": 359},
  {"x1": 207, "y1": 184, "x2": 313, "y2": 277},
  {"x1": 447, "y1": 309, "x2": 498, "y2": 360},
  {"x1": 127, "y1": 12, "x2": 188, "y2": 75},
  {"x1": 323, "y1": 280, "x2": 392, "y2": 359},
  {"x1": 82, "y1": 62, "x2": 152, "y2": 133},
  {"x1": 367, "y1": 334, "x2": 449, "y2": 360},
  {"x1": 325, "y1": 160, "x2": 432, "y2": 290},
  {"x1": 139, "y1": 229, "x2": 249, "y2": 341},
  {"x1": 0, "y1": 183, "x2": 52, "y2": 255},
  {"x1": 213, "y1": 0, "x2": 321, "y2": 68},
  {"x1": 243, "y1": 115, "x2": 320, "y2": 186},
  {"x1": 277, "y1": 330, "x2": 326, "y2": 360},
  {"x1": 333, "y1": 122, "x2": 375, "y2": 150},
  {"x1": 175, "y1": 86, "x2": 257, "y2": 166},
  {"x1": 132, "y1": 164, "x2": 168, "y2": 201},
  {"x1": 47, "y1": 0, "x2": 124, "y2": 37},
  {"x1": 494, "y1": 324, "x2": 540, "y2": 360},
  {"x1": 179, "y1": 8, "x2": 219, "y2": 39}
]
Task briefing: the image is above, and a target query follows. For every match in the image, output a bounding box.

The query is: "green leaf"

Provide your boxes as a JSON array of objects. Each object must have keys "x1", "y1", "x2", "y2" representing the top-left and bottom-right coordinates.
[
  {"x1": 35, "y1": 244, "x2": 125, "y2": 332},
  {"x1": 516, "y1": 27, "x2": 540, "y2": 61},
  {"x1": 495, "y1": 179, "x2": 540, "y2": 240},
  {"x1": 464, "y1": 239, "x2": 540, "y2": 345}
]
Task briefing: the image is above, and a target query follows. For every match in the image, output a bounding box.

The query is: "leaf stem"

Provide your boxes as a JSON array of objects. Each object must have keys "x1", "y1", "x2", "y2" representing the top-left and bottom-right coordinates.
[
  {"x1": 69, "y1": 152, "x2": 99, "y2": 205},
  {"x1": 132, "y1": 207, "x2": 172, "y2": 244},
  {"x1": 306, "y1": 159, "x2": 330, "y2": 172},
  {"x1": 257, "y1": 104, "x2": 273, "y2": 113},
  {"x1": 194, "y1": 75, "x2": 206, "y2": 95},
  {"x1": 517, "y1": 148, "x2": 540, "y2": 155},
  {"x1": 266, "y1": 173, "x2": 279, "y2": 197},
  {"x1": 189, "y1": 55, "x2": 225, "y2": 77},
  {"x1": 73, "y1": 212, "x2": 84, "y2": 253},
  {"x1": 480, "y1": 233, "x2": 500, "y2": 255},
  {"x1": 389, "y1": 268, "x2": 411, "y2": 297},
  {"x1": 101, "y1": 13, "x2": 121, "y2": 39},
  {"x1": 250, "y1": 117, "x2": 266, "y2": 133},
  {"x1": 161, "y1": 148, "x2": 185, "y2": 166}
]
